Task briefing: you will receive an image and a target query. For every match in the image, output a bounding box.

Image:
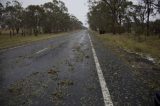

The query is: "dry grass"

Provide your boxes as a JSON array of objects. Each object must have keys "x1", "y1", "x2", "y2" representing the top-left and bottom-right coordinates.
[
  {"x1": 0, "y1": 32, "x2": 70, "y2": 50},
  {"x1": 93, "y1": 32, "x2": 160, "y2": 59},
  {"x1": 58, "y1": 80, "x2": 74, "y2": 86}
]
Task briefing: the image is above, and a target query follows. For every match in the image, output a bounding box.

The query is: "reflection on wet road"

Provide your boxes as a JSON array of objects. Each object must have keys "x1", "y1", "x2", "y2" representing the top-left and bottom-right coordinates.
[{"x1": 0, "y1": 30, "x2": 104, "y2": 106}]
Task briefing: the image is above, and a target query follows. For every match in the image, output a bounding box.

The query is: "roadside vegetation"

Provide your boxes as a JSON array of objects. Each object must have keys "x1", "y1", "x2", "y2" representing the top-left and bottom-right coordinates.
[
  {"x1": 0, "y1": 0, "x2": 84, "y2": 49},
  {"x1": 0, "y1": 32, "x2": 72, "y2": 49},
  {"x1": 93, "y1": 32, "x2": 160, "y2": 60},
  {"x1": 88, "y1": 0, "x2": 160, "y2": 61}
]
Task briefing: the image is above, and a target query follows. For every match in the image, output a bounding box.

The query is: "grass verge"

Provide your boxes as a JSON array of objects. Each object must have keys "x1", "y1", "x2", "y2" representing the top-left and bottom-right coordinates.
[
  {"x1": 0, "y1": 31, "x2": 73, "y2": 50},
  {"x1": 92, "y1": 31, "x2": 160, "y2": 61}
]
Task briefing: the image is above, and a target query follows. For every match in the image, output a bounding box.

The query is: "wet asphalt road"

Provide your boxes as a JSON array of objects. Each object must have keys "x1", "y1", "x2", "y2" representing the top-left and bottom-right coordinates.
[
  {"x1": 0, "y1": 30, "x2": 104, "y2": 106},
  {"x1": 0, "y1": 30, "x2": 155, "y2": 106}
]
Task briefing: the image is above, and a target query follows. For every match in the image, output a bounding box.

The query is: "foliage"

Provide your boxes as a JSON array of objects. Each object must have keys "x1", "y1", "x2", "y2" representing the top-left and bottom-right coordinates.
[
  {"x1": 1, "y1": 0, "x2": 83, "y2": 36},
  {"x1": 88, "y1": 0, "x2": 160, "y2": 36},
  {"x1": 92, "y1": 32, "x2": 160, "y2": 59}
]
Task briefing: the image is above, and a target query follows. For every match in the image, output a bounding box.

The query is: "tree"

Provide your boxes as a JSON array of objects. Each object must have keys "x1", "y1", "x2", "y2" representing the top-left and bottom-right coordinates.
[
  {"x1": 42, "y1": 0, "x2": 82, "y2": 33},
  {"x1": 129, "y1": 4, "x2": 147, "y2": 35},
  {"x1": 141, "y1": 0, "x2": 160, "y2": 36},
  {"x1": 102, "y1": 0, "x2": 130, "y2": 34},
  {"x1": 1, "y1": 0, "x2": 83, "y2": 37},
  {"x1": 25, "y1": 5, "x2": 44, "y2": 36},
  {"x1": 88, "y1": 1, "x2": 112, "y2": 33},
  {"x1": 0, "y1": 3, "x2": 4, "y2": 24},
  {"x1": 88, "y1": 0, "x2": 132, "y2": 34},
  {"x1": 4, "y1": 0, "x2": 23, "y2": 36},
  {"x1": 0, "y1": 3, "x2": 4, "y2": 35},
  {"x1": 150, "y1": 19, "x2": 160, "y2": 37}
]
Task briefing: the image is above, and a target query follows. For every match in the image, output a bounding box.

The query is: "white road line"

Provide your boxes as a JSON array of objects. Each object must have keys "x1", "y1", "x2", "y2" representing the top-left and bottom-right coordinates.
[
  {"x1": 88, "y1": 34, "x2": 113, "y2": 106},
  {"x1": 36, "y1": 48, "x2": 48, "y2": 54}
]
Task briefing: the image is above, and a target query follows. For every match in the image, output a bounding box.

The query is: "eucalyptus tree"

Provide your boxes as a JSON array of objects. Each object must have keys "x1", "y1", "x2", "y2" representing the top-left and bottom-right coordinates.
[
  {"x1": 0, "y1": 3, "x2": 4, "y2": 24},
  {"x1": 42, "y1": 1, "x2": 63, "y2": 33},
  {"x1": 88, "y1": 0, "x2": 133, "y2": 34},
  {"x1": 142, "y1": 0, "x2": 160, "y2": 36},
  {"x1": 2, "y1": 0, "x2": 83, "y2": 36},
  {"x1": 129, "y1": 4, "x2": 147, "y2": 35},
  {"x1": 88, "y1": 1, "x2": 112, "y2": 33},
  {"x1": 101, "y1": 0, "x2": 131, "y2": 34},
  {"x1": 130, "y1": 0, "x2": 160, "y2": 36},
  {"x1": 42, "y1": 0, "x2": 82, "y2": 33},
  {"x1": 69, "y1": 15, "x2": 83, "y2": 30},
  {"x1": 0, "y1": 3, "x2": 4, "y2": 34},
  {"x1": 13, "y1": 0, "x2": 23, "y2": 34},
  {"x1": 5, "y1": 1, "x2": 17, "y2": 36},
  {"x1": 25, "y1": 5, "x2": 44, "y2": 36},
  {"x1": 4, "y1": 0, "x2": 23, "y2": 36},
  {"x1": 117, "y1": 1, "x2": 132, "y2": 33}
]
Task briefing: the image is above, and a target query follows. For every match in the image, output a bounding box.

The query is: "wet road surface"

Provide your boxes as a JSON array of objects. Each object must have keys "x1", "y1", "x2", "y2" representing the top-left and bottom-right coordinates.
[
  {"x1": 0, "y1": 30, "x2": 155, "y2": 106},
  {"x1": 0, "y1": 30, "x2": 104, "y2": 106}
]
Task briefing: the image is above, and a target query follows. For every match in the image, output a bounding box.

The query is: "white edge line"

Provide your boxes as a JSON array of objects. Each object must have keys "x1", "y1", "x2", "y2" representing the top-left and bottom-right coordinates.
[
  {"x1": 88, "y1": 33, "x2": 113, "y2": 106},
  {"x1": 36, "y1": 48, "x2": 48, "y2": 54}
]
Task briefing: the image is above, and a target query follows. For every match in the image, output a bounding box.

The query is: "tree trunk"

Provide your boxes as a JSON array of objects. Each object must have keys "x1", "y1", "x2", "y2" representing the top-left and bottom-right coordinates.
[
  {"x1": 10, "y1": 30, "x2": 12, "y2": 37},
  {"x1": 147, "y1": 0, "x2": 150, "y2": 36},
  {"x1": 112, "y1": 10, "x2": 116, "y2": 34},
  {"x1": 16, "y1": 28, "x2": 19, "y2": 34},
  {"x1": 21, "y1": 29, "x2": 24, "y2": 36},
  {"x1": 12, "y1": 29, "x2": 15, "y2": 36}
]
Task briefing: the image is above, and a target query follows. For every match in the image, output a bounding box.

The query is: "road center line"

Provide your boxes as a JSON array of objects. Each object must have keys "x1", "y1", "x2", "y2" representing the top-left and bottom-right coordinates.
[
  {"x1": 88, "y1": 34, "x2": 113, "y2": 106},
  {"x1": 36, "y1": 48, "x2": 48, "y2": 54}
]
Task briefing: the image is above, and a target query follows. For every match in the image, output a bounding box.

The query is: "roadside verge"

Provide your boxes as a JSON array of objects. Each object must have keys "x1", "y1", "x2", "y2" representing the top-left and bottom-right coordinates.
[{"x1": 0, "y1": 30, "x2": 79, "y2": 51}]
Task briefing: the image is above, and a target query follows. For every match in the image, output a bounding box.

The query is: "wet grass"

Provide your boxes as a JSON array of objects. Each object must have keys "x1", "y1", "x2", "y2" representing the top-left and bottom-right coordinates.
[
  {"x1": 91, "y1": 31, "x2": 160, "y2": 92},
  {"x1": 32, "y1": 72, "x2": 40, "y2": 75},
  {"x1": 85, "y1": 55, "x2": 90, "y2": 59},
  {"x1": 92, "y1": 32, "x2": 160, "y2": 61},
  {"x1": 58, "y1": 80, "x2": 74, "y2": 86},
  {"x1": 52, "y1": 90, "x2": 64, "y2": 100},
  {"x1": 48, "y1": 69, "x2": 58, "y2": 75},
  {"x1": 73, "y1": 45, "x2": 85, "y2": 62},
  {"x1": 1, "y1": 70, "x2": 57, "y2": 106},
  {"x1": 65, "y1": 59, "x2": 74, "y2": 71},
  {"x1": 8, "y1": 86, "x2": 22, "y2": 95},
  {"x1": 51, "y1": 79, "x2": 74, "y2": 105},
  {"x1": 48, "y1": 67, "x2": 59, "y2": 81},
  {"x1": 0, "y1": 32, "x2": 69, "y2": 50}
]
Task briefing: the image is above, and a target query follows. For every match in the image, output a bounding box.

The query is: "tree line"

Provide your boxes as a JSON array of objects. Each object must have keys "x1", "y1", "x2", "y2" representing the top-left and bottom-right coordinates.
[
  {"x1": 88, "y1": 0, "x2": 160, "y2": 37},
  {"x1": 0, "y1": 0, "x2": 83, "y2": 36}
]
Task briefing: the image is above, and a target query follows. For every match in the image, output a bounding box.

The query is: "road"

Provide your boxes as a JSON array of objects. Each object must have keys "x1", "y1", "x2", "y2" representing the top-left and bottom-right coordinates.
[{"x1": 0, "y1": 30, "x2": 154, "y2": 106}]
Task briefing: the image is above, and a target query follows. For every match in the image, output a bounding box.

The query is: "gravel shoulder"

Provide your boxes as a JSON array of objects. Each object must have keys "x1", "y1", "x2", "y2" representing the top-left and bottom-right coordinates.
[{"x1": 90, "y1": 33, "x2": 159, "y2": 106}]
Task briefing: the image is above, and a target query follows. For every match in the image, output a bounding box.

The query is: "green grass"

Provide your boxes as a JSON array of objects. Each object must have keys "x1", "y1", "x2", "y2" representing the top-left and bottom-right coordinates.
[
  {"x1": 92, "y1": 32, "x2": 160, "y2": 60},
  {"x1": 0, "y1": 32, "x2": 70, "y2": 50}
]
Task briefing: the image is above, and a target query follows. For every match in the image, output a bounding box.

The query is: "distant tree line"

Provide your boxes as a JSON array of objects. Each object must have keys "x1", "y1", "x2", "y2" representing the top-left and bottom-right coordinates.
[
  {"x1": 0, "y1": 0, "x2": 83, "y2": 36},
  {"x1": 88, "y1": 0, "x2": 160, "y2": 37}
]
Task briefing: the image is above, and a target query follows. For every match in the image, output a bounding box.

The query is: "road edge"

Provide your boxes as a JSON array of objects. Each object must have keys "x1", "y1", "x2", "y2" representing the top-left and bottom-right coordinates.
[
  {"x1": 0, "y1": 30, "x2": 80, "y2": 53},
  {"x1": 88, "y1": 33, "x2": 113, "y2": 106}
]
